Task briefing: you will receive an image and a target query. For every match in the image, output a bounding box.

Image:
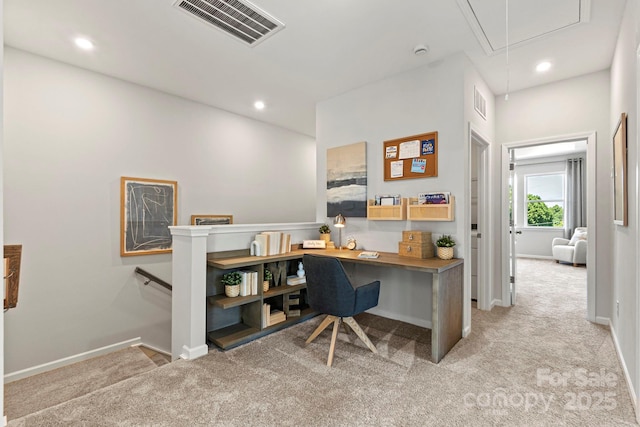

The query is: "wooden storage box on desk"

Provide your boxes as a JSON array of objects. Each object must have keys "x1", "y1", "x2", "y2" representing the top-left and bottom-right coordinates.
[{"x1": 398, "y1": 231, "x2": 434, "y2": 259}]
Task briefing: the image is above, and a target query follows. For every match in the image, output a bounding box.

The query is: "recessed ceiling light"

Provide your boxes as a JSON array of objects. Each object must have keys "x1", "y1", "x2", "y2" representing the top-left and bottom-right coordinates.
[
  {"x1": 536, "y1": 61, "x2": 552, "y2": 73},
  {"x1": 254, "y1": 100, "x2": 265, "y2": 110},
  {"x1": 74, "y1": 37, "x2": 94, "y2": 51}
]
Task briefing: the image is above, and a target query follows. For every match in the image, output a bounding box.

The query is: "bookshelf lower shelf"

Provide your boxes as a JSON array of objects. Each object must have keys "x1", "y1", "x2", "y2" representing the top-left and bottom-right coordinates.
[{"x1": 208, "y1": 308, "x2": 317, "y2": 350}]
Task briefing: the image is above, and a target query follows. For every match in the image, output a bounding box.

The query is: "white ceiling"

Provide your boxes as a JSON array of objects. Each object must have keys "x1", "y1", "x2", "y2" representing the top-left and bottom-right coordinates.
[{"x1": 3, "y1": 0, "x2": 626, "y2": 137}]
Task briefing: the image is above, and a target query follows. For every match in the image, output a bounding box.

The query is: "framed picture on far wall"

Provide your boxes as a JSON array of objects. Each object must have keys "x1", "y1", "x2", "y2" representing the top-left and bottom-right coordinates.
[
  {"x1": 121, "y1": 177, "x2": 177, "y2": 256},
  {"x1": 190, "y1": 215, "x2": 233, "y2": 225},
  {"x1": 612, "y1": 112, "x2": 627, "y2": 226}
]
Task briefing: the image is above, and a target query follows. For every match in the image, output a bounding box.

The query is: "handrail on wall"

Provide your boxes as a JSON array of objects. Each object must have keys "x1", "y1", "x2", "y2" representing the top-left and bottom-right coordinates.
[{"x1": 135, "y1": 267, "x2": 172, "y2": 292}]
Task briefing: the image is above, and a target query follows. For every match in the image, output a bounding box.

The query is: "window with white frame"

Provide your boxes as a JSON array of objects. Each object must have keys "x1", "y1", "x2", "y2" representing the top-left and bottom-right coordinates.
[{"x1": 525, "y1": 173, "x2": 565, "y2": 227}]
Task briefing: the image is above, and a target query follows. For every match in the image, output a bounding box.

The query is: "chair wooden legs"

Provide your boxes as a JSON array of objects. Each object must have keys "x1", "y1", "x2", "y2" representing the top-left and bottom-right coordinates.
[
  {"x1": 306, "y1": 315, "x2": 336, "y2": 345},
  {"x1": 343, "y1": 317, "x2": 378, "y2": 354},
  {"x1": 306, "y1": 315, "x2": 377, "y2": 367}
]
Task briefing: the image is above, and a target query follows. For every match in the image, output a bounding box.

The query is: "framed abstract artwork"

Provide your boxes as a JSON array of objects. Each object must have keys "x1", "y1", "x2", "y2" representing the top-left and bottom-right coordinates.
[{"x1": 120, "y1": 177, "x2": 177, "y2": 256}]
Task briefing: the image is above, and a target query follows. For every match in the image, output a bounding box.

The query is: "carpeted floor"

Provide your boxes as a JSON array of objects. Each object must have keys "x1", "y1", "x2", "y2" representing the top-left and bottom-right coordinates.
[
  {"x1": 7, "y1": 259, "x2": 638, "y2": 426},
  {"x1": 5, "y1": 347, "x2": 157, "y2": 420}
]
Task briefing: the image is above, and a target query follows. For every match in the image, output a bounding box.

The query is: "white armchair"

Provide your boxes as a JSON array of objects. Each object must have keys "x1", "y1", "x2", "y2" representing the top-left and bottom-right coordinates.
[{"x1": 552, "y1": 227, "x2": 587, "y2": 266}]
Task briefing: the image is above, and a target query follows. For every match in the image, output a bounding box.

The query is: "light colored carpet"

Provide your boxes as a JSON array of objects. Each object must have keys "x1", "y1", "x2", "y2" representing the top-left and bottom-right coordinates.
[
  {"x1": 8, "y1": 259, "x2": 638, "y2": 426},
  {"x1": 5, "y1": 346, "x2": 157, "y2": 420}
]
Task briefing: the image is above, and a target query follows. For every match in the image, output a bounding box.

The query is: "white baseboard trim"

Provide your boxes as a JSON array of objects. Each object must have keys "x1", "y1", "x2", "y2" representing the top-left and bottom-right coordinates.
[
  {"x1": 4, "y1": 337, "x2": 142, "y2": 383},
  {"x1": 609, "y1": 322, "x2": 638, "y2": 421},
  {"x1": 595, "y1": 316, "x2": 610, "y2": 326},
  {"x1": 180, "y1": 344, "x2": 209, "y2": 360},
  {"x1": 367, "y1": 307, "x2": 431, "y2": 329},
  {"x1": 516, "y1": 254, "x2": 554, "y2": 260},
  {"x1": 462, "y1": 325, "x2": 471, "y2": 337},
  {"x1": 491, "y1": 299, "x2": 503, "y2": 308}
]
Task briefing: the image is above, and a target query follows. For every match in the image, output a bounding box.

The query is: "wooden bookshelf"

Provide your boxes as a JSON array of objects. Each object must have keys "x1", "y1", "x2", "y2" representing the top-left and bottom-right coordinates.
[{"x1": 207, "y1": 250, "x2": 316, "y2": 350}]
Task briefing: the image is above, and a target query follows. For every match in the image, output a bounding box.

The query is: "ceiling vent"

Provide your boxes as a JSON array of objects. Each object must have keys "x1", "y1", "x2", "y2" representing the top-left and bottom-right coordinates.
[{"x1": 173, "y1": 0, "x2": 285, "y2": 47}]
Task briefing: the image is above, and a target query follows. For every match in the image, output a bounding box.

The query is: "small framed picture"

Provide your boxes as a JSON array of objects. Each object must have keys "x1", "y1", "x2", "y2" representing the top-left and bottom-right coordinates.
[{"x1": 190, "y1": 215, "x2": 234, "y2": 225}]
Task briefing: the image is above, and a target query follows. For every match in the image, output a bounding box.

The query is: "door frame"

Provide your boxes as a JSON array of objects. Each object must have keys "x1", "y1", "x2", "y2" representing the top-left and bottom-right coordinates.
[
  {"x1": 500, "y1": 132, "x2": 596, "y2": 321},
  {"x1": 467, "y1": 123, "x2": 491, "y2": 311}
]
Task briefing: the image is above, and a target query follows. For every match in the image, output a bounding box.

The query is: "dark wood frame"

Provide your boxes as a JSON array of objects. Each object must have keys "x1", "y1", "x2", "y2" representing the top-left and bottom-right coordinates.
[
  {"x1": 190, "y1": 215, "x2": 233, "y2": 225},
  {"x1": 4, "y1": 245, "x2": 22, "y2": 309}
]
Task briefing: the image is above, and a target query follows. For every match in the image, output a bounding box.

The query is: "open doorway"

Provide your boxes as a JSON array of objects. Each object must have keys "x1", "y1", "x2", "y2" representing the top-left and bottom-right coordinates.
[{"x1": 501, "y1": 132, "x2": 596, "y2": 321}]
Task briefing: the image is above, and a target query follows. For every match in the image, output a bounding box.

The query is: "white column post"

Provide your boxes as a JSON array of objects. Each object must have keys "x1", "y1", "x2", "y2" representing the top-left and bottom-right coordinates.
[{"x1": 170, "y1": 226, "x2": 211, "y2": 361}]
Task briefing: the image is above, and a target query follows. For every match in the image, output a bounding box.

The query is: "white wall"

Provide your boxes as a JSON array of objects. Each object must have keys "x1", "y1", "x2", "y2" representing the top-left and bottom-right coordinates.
[
  {"x1": 316, "y1": 53, "x2": 496, "y2": 332},
  {"x1": 3, "y1": 48, "x2": 316, "y2": 374},
  {"x1": 0, "y1": 5, "x2": 5, "y2": 418},
  {"x1": 495, "y1": 70, "x2": 612, "y2": 316},
  {"x1": 609, "y1": 0, "x2": 640, "y2": 408}
]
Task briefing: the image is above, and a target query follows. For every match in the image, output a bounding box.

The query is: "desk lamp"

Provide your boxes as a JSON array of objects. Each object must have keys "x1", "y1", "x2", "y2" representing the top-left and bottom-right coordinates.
[{"x1": 333, "y1": 214, "x2": 346, "y2": 249}]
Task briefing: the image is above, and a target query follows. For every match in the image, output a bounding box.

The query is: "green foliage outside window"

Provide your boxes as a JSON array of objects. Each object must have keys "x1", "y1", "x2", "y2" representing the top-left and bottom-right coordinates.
[{"x1": 527, "y1": 194, "x2": 563, "y2": 227}]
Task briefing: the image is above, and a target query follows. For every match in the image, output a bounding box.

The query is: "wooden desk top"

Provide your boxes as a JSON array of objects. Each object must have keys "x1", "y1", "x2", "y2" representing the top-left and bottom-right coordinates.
[{"x1": 208, "y1": 249, "x2": 462, "y2": 274}]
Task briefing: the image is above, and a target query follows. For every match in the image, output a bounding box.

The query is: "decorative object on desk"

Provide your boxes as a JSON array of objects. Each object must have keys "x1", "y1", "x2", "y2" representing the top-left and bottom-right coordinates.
[
  {"x1": 297, "y1": 261, "x2": 305, "y2": 278},
  {"x1": 263, "y1": 268, "x2": 272, "y2": 292},
  {"x1": 333, "y1": 213, "x2": 346, "y2": 249},
  {"x1": 327, "y1": 141, "x2": 367, "y2": 218},
  {"x1": 435, "y1": 235, "x2": 456, "y2": 260},
  {"x1": 357, "y1": 251, "x2": 379, "y2": 259},
  {"x1": 346, "y1": 236, "x2": 357, "y2": 250},
  {"x1": 303, "y1": 240, "x2": 327, "y2": 249},
  {"x1": 319, "y1": 224, "x2": 331, "y2": 245},
  {"x1": 399, "y1": 230, "x2": 433, "y2": 259},
  {"x1": 190, "y1": 214, "x2": 233, "y2": 225},
  {"x1": 120, "y1": 177, "x2": 177, "y2": 256},
  {"x1": 221, "y1": 271, "x2": 242, "y2": 297}
]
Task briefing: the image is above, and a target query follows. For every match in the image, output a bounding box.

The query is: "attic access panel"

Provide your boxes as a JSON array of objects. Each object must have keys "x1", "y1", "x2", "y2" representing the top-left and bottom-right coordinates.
[
  {"x1": 173, "y1": 0, "x2": 285, "y2": 47},
  {"x1": 457, "y1": 0, "x2": 590, "y2": 54}
]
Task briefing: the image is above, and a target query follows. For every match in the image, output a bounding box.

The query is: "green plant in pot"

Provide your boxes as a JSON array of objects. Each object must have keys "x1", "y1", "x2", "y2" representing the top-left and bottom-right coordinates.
[
  {"x1": 222, "y1": 271, "x2": 242, "y2": 297},
  {"x1": 435, "y1": 235, "x2": 456, "y2": 260},
  {"x1": 263, "y1": 268, "x2": 273, "y2": 292},
  {"x1": 319, "y1": 224, "x2": 331, "y2": 244}
]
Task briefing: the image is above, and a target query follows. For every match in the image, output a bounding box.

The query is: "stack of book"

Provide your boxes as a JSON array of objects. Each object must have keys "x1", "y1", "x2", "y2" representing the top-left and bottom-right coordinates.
[
  {"x1": 262, "y1": 303, "x2": 286, "y2": 327},
  {"x1": 286, "y1": 275, "x2": 306, "y2": 286},
  {"x1": 253, "y1": 231, "x2": 292, "y2": 256},
  {"x1": 239, "y1": 270, "x2": 259, "y2": 296},
  {"x1": 417, "y1": 192, "x2": 450, "y2": 204}
]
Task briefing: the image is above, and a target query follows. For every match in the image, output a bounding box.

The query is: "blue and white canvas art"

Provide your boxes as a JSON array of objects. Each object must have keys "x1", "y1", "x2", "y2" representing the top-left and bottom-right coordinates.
[{"x1": 327, "y1": 141, "x2": 367, "y2": 218}]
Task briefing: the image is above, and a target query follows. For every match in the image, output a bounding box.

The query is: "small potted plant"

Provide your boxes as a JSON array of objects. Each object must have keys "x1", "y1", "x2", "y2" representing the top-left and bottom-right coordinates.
[
  {"x1": 319, "y1": 224, "x2": 331, "y2": 244},
  {"x1": 221, "y1": 271, "x2": 242, "y2": 297},
  {"x1": 435, "y1": 235, "x2": 456, "y2": 260},
  {"x1": 263, "y1": 268, "x2": 273, "y2": 292}
]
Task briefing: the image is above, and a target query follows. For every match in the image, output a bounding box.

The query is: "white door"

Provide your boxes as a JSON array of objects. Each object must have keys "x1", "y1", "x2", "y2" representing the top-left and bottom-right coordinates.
[{"x1": 509, "y1": 149, "x2": 517, "y2": 305}]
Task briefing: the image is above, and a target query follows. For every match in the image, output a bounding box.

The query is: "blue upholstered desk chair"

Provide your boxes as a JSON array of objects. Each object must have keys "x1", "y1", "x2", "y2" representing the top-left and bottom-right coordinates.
[{"x1": 302, "y1": 254, "x2": 380, "y2": 367}]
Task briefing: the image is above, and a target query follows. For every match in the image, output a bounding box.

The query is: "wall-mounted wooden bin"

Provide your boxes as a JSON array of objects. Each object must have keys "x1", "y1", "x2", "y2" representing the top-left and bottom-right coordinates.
[
  {"x1": 407, "y1": 196, "x2": 455, "y2": 221},
  {"x1": 367, "y1": 198, "x2": 407, "y2": 220}
]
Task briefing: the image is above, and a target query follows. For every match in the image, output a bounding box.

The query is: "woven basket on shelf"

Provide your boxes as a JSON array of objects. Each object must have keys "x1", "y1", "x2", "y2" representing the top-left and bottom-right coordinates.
[
  {"x1": 437, "y1": 247, "x2": 454, "y2": 260},
  {"x1": 225, "y1": 284, "x2": 240, "y2": 298}
]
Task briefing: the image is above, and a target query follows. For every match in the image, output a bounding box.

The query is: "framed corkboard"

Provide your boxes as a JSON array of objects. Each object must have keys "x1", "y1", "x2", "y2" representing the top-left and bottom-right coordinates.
[{"x1": 383, "y1": 132, "x2": 438, "y2": 181}]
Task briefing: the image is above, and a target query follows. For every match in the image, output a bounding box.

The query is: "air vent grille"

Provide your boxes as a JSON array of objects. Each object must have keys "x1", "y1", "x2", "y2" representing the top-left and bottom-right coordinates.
[
  {"x1": 474, "y1": 86, "x2": 487, "y2": 120},
  {"x1": 174, "y1": 0, "x2": 285, "y2": 46}
]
